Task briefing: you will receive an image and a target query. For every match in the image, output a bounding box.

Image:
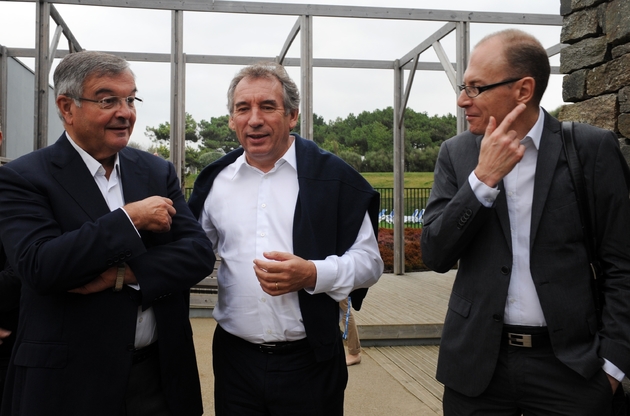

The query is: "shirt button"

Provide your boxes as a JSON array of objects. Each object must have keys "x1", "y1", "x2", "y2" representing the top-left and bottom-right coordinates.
[
  {"x1": 261, "y1": 203, "x2": 267, "y2": 208},
  {"x1": 261, "y1": 298, "x2": 266, "y2": 303},
  {"x1": 260, "y1": 232, "x2": 266, "y2": 237},
  {"x1": 266, "y1": 329, "x2": 272, "y2": 334},
  {"x1": 138, "y1": 317, "x2": 143, "y2": 323}
]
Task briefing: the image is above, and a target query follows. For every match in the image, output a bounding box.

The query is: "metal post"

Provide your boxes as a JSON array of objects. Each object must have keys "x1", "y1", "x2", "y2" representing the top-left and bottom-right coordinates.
[
  {"x1": 393, "y1": 60, "x2": 405, "y2": 275},
  {"x1": 300, "y1": 15, "x2": 313, "y2": 140},
  {"x1": 34, "y1": 0, "x2": 50, "y2": 150},
  {"x1": 170, "y1": 10, "x2": 185, "y2": 187},
  {"x1": 0, "y1": 45, "x2": 6, "y2": 158},
  {"x1": 456, "y1": 21, "x2": 469, "y2": 134}
]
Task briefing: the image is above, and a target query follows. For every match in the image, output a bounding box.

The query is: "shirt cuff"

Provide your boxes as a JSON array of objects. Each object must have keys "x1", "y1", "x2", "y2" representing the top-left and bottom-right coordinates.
[
  {"x1": 120, "y1": 207, "x2": 141, "y2": 238},
  {"x1": 305, "y1": 259, "x2": 337, "y2": 295},
  {"x1": 468, "y1": 171, "x2": 500, "y2": 208},
  {"x1": 603, "y1": 359, "x2": 625, "y2": 382}
]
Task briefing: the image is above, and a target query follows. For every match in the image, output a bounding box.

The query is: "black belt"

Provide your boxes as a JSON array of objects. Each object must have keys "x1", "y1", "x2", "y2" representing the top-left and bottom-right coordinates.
[
  {"x1": 502, "y1": 325, "x2": 550, "y2": 348},
  {"x1": 219, "y1": 325, "x2": 310, "y2": 355},
  {"x1": 132, "y1": 342, "x2": 158, "y2": 364}
]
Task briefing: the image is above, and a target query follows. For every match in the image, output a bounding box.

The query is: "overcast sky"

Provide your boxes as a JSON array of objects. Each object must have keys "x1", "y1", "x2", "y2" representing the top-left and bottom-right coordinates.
[{"x1": 0, "y1": 1, "x2": 563, "y2": 147}]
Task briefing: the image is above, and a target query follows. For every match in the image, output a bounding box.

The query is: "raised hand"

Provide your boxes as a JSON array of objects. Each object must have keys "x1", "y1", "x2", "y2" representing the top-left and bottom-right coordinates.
[{"x1": 474, "y1": 103, "x2": 527, "y2": 188}]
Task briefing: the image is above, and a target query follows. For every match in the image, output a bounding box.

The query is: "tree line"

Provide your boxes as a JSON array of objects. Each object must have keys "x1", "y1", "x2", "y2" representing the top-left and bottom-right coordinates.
[{"x1": 144, "y1": 107, "x2": 457, "y2": 173}]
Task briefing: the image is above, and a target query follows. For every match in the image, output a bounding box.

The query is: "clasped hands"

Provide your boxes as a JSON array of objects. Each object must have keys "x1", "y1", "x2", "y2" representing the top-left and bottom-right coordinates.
[
  {"x1": 474, "y1": 103, "x2": 527, "y2": 188},
  {"x1": 254, "y1": 251, "x2": 317, "y2": 296},
  {"x1": 69, "y1": 196, "x2": 175, "y2": 295}
]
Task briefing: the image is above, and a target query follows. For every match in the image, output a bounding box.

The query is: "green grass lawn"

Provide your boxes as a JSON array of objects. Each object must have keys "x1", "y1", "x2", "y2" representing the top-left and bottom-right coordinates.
[
  {"x1": 185, "y1": 171, "x2": 434, "y2": 190},
  {"x1": 362, "y1": 172, "x2": 434, "y2": 188}
]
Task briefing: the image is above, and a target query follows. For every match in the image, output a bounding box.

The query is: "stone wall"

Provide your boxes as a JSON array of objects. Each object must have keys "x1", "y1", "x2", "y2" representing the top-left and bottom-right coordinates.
[{"x1": 559, "y1": 0, "x2": 630, "y2": 161}]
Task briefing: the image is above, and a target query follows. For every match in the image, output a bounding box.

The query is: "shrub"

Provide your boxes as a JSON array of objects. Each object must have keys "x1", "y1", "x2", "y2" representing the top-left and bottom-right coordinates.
[{"x1": 377, "y1": 228, "x2": 427, "y2": 273}]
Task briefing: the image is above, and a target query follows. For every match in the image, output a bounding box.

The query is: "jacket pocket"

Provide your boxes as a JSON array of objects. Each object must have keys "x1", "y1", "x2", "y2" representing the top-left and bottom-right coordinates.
[
  {"x1": 14, "y1": 341, "x2": 68, "y2": 369},
  {"x1": 448, "y1": 291, "x2": 471, "y2": 318}
]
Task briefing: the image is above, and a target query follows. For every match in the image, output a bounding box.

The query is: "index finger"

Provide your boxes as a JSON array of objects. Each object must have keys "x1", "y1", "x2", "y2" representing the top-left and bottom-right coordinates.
[{"x1": 495, "y1": 103, "x2": 526, "y2": 134}]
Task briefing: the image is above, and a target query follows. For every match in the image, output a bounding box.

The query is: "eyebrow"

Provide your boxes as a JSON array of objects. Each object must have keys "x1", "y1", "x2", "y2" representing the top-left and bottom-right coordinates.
[{"x1": 92, "y1": 87, "x2": 138, "y2": 97}]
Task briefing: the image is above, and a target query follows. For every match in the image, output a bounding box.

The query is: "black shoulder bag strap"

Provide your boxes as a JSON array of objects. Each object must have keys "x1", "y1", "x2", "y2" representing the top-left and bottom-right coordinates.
[{"x1": 561, "y1": 121, "x2": 603, "y2": 325}]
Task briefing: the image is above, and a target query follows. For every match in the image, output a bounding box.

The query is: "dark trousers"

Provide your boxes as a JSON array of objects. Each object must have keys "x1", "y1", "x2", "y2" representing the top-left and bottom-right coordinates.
[
  {"x1": 213, "y1": 324, "x2": 348, "y2": 416},
  {"x1": 443, "y1": 340, "x2": 613, "y2": 416},
  {"x1": 119, "y1": 343, "x2": 171, "y2": 416}
]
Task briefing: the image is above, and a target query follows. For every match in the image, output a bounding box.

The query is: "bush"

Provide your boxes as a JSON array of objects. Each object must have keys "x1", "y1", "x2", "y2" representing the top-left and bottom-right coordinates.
[{"x1": 377, "y1": 228, "x2": 427, "y2": 273}]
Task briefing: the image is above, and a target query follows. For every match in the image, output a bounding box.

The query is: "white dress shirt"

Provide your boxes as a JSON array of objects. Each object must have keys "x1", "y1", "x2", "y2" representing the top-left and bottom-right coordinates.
[
  {"x1": 200, "y1": 139, "x2": 383, "y2": 344},
  {"x1": 66, "y1": 133, "x2": 157, "y2": 349},
  {"x1": 467, "y1": 108, "x2": 623, "y2": 380}
]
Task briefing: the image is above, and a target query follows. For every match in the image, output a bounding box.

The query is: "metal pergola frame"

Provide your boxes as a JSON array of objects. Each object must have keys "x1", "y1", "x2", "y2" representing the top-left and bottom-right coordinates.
[{"x1": 0, "y1": 0, "x2": 563, "y2": 274}]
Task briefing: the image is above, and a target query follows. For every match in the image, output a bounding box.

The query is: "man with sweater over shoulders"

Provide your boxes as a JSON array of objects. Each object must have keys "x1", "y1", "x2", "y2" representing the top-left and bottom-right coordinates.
[{"x1": 188, "y1": 62, "x2": 384, "y2": 416}]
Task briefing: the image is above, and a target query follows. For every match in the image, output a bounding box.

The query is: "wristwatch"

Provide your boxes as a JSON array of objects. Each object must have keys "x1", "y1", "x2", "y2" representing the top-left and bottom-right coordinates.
[{"x1": 114, "y1": 263, "x2": 125, "y2": 292}]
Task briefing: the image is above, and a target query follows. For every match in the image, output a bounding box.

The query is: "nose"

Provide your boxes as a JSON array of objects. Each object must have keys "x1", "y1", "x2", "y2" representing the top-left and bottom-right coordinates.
[
  {"x1": 114, "y1": 99, "x2": 135, "y2": 119},
  {"x1": 457, "y1": 89, "x2": 471, "y2": 109},
  {"x1": 248, "y1": 107, "x2": 264, "y2": 127}
]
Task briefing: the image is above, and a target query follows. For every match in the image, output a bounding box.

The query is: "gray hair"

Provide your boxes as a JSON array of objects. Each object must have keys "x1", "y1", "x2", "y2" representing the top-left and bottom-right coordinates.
[
  {"x1": 227, "y1": 62, "x2": 300, "y2": 116},
  {"x1": 53, "y1": 51, "x2": 133, "y2": 119}
]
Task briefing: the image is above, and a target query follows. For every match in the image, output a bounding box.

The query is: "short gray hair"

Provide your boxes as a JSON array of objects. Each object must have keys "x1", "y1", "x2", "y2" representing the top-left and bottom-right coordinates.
[
  {"x1": 227, "y1": 62, "x2": 300, "y2": 116},
  {"x1": 53, "y1": 51, "x2": 133, "y2": 119}
]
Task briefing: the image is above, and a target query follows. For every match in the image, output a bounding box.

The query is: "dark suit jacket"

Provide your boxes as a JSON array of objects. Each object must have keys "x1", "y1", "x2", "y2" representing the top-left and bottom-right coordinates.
[
  {"x1": 0, "y1": 134, "x2": 215, "y2": 416},
  {"x1": 421, "y1": 111, "x2": 630, "y2": 397},
  {"x1": 0, "y1": 246, "x2": 20, "y2": 371}
]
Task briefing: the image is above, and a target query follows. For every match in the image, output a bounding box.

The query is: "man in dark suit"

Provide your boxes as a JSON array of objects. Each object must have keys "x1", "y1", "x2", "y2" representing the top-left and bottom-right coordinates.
[
  {"x1": 0, "y1": 123, "x2": 20, "y2": 408},
  {"x1": 188, "y1": 62, "x2": 383, "y2": 415},
  {"x1": 0, "y1": 51, "x2": 215, "y2": 416},
  {"x1": 421, "y1": 29, "x2": 630, "y2": 415}
]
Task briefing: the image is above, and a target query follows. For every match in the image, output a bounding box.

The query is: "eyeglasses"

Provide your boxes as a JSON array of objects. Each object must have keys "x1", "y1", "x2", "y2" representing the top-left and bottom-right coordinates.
[
  {"x1": 70, "y1": 96, "x2": 143, "y2": 110},
  {"x1": 457, "y1": 78, "x2": 522, "y2": 98}
]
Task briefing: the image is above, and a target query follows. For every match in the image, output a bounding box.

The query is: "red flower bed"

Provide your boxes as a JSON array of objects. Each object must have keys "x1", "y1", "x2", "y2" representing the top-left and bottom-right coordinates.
[{"x1": 377, "y1": 228, "x2": 427, "y2": 273}]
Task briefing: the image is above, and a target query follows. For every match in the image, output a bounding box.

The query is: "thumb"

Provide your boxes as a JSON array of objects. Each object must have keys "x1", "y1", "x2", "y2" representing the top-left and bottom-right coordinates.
[{"x1": 262, "y1": 251, "x2": 292, "y2": 262}]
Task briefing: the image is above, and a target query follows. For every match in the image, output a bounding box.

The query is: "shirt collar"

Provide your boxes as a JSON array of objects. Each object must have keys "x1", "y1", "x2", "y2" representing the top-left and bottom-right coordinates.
[
  {"x1": 231, "y1": 135, "x2": 297, "y2": 179},
  {"x1": 65, "y1": 131, "x2": 120, "y2": 178},
  {"x1": 523, "y1": 107, "x2": 545, "y2": 150}
]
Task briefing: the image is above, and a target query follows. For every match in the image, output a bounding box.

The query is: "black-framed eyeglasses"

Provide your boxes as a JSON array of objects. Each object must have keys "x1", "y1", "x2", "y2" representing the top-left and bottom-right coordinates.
[
  {"x1": 70, "y1": 96, "x2": 143, "y2": 110},
  {"x1": 457, "y1": 78, "x2": 522, "y2": 98}
]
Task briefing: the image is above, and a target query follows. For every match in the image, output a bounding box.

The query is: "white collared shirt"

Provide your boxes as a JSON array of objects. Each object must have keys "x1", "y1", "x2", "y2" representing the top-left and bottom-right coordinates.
[
  {"x1": 66, "y1": 132, "x2": 157, "y2": 348},
  {"x1": 200, "y1": 139, "x2": 383, "y2": 344},
  {"x1": 469, "y1": 108, "x2": 545, "y2": 326}
]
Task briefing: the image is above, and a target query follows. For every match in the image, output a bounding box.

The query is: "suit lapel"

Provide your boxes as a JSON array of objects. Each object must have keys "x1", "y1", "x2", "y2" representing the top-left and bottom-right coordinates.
[
  {"x1": 118, "y1": 148, "x2": 149, "y2": 204},
  {"x1": 530, "y1": 113, "x2": 562, "y2": 245},
  {"x1": 51, "y1": 135, "x2": 111, "y2": 221}
]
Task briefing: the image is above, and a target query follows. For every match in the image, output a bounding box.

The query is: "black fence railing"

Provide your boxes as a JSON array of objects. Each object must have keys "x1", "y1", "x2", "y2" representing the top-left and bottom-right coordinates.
[
  {"x1": 375, "y1": 187, "x2": 431, "y2": 229},
  {"x1": 184, "y1": 186, "x2": 432, "y2": 229}
]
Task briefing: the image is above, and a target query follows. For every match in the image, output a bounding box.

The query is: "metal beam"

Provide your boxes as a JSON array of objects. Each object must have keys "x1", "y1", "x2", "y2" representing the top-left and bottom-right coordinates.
[
  {"x1": 48, "y1": 25, "x2": 63, "y2": 74},
  {"x1": 277, "y1": 17, "x2": 300, "y2": 64},
  {"x1": 433, "y1": 40, "x2": 457, "y2": 93},
  {"x1": 393, "y1": 59, "x2": 405, "y2": 275},
  {"x1": 34, "y1": 0, "x2": 50, "y2": 151},
  {"x1": 12, "y1": 1, "x2": 563, "y2": 26},
  {"x1": 399, "y1": 22, "x2": 457, "y2": 68},
  {"x1": 0, "y1": 46, "x2": 6, "y2": 158},
  {"x1": 300, "y1": 14, "x2": 313, "y2": 140},
  {"x1": 169, "y1": 10, "x2": 186, "y2": 185},
  {"x1": 49, "y1": 4, "x2": 83, "y2": 52},
  {"x1": 455, "y1": 21, "x2": 469, "y2": 134}
]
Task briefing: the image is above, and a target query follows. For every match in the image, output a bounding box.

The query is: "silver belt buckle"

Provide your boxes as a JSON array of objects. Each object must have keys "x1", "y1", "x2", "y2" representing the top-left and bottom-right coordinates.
[{"x1": 507, "y1": 332, "x2": 532, "y2": 347}]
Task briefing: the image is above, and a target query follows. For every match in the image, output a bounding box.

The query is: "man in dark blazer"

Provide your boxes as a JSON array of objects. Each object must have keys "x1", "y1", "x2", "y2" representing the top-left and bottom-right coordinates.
[
  {"x1": 421, "y1": 29, "x2": 630, "y2": 415},
  {"x1": 0, "y1": 51, "x2": 215, "y2": 416},
  {"x1": 188, "y1": 62, "x2": 383, "y2": 416},
  {"x1": 0, "y1": 124, "x2": 20, "y2": 408}
]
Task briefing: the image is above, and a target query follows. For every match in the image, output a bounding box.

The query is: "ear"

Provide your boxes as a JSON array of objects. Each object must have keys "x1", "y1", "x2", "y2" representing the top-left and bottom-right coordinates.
[
  {"x1": 56, "y1": 95, "x2": 75, "y2": 125},
  {"x1": 228, "y1": 116, "x2": 235, "y2": 131},
  {"x1": 288, "y1": 109, "x2": 299, "y2": 130},
  {"x1": 515, "y1": 77, "x2": 535, "y2": 105}
]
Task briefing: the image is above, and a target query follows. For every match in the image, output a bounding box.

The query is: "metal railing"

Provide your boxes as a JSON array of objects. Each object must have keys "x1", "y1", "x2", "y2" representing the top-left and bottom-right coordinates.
[{"x1": 375, "y1": 187, "x2": 431, "y2": 229}]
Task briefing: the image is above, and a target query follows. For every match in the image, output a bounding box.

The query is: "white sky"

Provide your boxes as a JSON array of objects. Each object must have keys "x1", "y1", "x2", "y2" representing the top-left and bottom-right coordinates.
[{"x1": 0, "y1": 1, "x2": 563, "y2": 147}]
